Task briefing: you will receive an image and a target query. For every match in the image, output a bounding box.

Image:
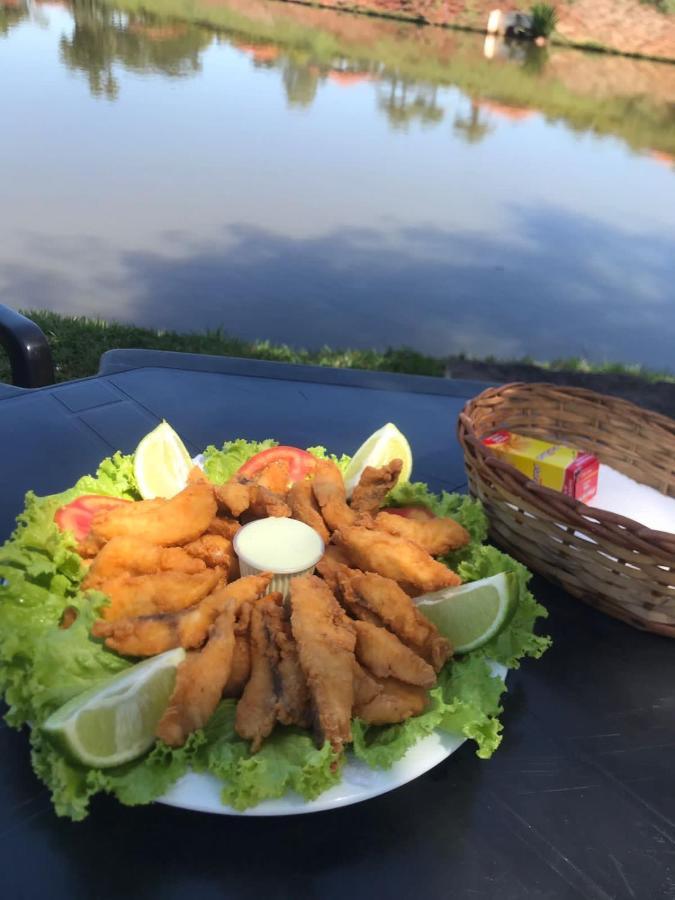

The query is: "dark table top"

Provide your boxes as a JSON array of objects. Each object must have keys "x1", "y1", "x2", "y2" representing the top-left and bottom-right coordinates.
[{"x1": 1, "y1": 353, "x2": 674, "y2": 900}]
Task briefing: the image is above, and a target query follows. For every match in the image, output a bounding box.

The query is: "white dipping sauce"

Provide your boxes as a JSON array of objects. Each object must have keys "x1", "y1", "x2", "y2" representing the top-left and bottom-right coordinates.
[{"x1": 233, "y1": 517, "x2": 324, "y2": 574}]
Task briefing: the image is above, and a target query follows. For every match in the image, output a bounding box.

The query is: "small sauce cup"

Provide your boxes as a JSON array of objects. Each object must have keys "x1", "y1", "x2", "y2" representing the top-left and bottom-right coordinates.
[{"x1": 233, "y1": 517, "x2": 325, "y2": 599}]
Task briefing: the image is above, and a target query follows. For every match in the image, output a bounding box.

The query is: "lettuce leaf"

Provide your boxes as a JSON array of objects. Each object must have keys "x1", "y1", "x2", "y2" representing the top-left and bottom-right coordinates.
[
  {"x1": 0, "y1": 437, "x2": 550, "y2": 819},
  {"x1": 202, "y1": 439, "x2": 277, "y2": 484},
  {"x1": 193, "y1": 703, "x2": 341, "y2": 811},
  {"x1": 306, "y1": 446, "x2": 352, "y2": 476}
]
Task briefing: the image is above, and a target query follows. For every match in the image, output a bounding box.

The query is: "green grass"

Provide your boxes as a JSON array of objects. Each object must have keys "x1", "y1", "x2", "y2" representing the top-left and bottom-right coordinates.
[{"x1": 1, "y1": 310, "x2": 671, "y2": 386}]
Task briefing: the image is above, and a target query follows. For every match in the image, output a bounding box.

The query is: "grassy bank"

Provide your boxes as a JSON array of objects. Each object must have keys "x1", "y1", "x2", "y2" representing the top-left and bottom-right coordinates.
[{"x1": 2, "y1": 310, "x2": 672, "y2": 387}]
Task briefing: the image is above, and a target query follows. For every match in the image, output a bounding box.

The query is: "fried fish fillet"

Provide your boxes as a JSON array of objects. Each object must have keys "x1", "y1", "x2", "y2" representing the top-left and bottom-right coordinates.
[
  {"x1": 353, "y1": 620, "x2": 436, "y2": 688},
  {"x1": 353, "y1": 676, "x2": 428, "y2": 726},
  {"x1": 374, "y1": 511, "x2": 470, "y2": 556},
  {"x1": 257, "y1": 459, "x2": 291, "y2": 495},
  {"x1": 315, "y1": 544, "x2": 355, "y2": 593},
  {"x1": 89, "y1": 483, "x2": 217, "y2": 547},
  {"x1": 350, "y1": 460, "x2": 402, "y2": 514},
  {"x1": 288, "y1": 479, "x2": 330, "y2": 544},
  {"x1": 333, "y1": 525, "x2": 461, "y2": 593},
  {"x1": 215, "y1": 481, "x2": 251, "y2": 518},
  {"x1": 98, "y1": 567, "x2": 223, "y2": 621},
  {"x1": 290, "y1": 574, "x2": 356, "y2": 754},
  {"x1": 82, "y1": 537, "x2": 205, "y2": 588},
  {"x1": 223, "y1": 603, "x2": 252, "y2": 699},
  {"x1": 92, "y1": 574, "x2": 272, "y2": 656},
  {"x1": 337, "y1": 568, "x2": 451, "y2": 672},
  {"x1": 206, "y1": 515, "x2": 241, "y2": 541},
  {"x1": 352, "y1": 661, "x2": 383, "y2": 708},
  {"x1": 156, "y1": 600, "x2": 237, "y2": 747},
  {"x1": 311, "y1": 459, "x2": 356, "y2": 533},
  {"x1": 245, "y1": 483, "x2": 291, "y2": 520},
  {"x1": 235, "y1": 599, "x2": 279, "y2": 751},
  {"x1": 183, "y1": 534, "x2": 235, "y2": 573},
  {"x1": 264, "y1": 600, "x2": 311, "y2": 729}
]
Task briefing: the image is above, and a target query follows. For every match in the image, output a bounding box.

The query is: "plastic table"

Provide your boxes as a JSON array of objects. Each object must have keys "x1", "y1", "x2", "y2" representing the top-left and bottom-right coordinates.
[{"x1": 1, "y1": 352, "x2": 673, "y2": 899}]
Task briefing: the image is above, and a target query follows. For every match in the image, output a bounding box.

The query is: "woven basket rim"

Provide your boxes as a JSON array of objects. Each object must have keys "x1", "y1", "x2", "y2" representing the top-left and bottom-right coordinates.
[{"x1": 458, "y1": 382, "x2": 675, "y2": 555}]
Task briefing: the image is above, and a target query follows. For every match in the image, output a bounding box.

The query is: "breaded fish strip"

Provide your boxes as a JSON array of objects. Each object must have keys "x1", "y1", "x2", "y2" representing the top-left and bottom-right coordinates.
[
  {"x1": 257, "y1": 460, "x2": 291, "y2": 495},
  {"x1": 350, "y1": 460, "x2": 402, "y2": 514},
  {"x1": 352, "y1": 661, "x2": 383, "y2": 708},
  {"x1": 156, "y1": 601, "x2": 237, "y2": 747},
  {"x1": 91, "y1": 574, "x2": 272, "y2": 656},
  {"x1": 337, "y1": 569, "x2": 451, "y2": 672},
  {"x1": 235, "y1": 599, "x2": 279, "y2": 751},
  {"x1": 288, "y1": 479, "x2": 330, "y2": 544},
  {"x1": 82, "y1": 537, "x2": 205, "y2": 589},
  {"x1": 183, "y1": 534, "x2": 235, "y2": 573},
  {"x1": 206, "y1": 515, "x2": 241, "y2": 541},
  {"x1": 353, "y1": 676, "x2": 428, "y2": 726},
  {"x1": 290, "y1": 574, "x2": 356, "y2": 754},
  {"x1": 333, "y1": 525, "x2": 461, "y2": 593},
  {"x1": 315, "y1": 544, "x2": 355, "y2": 593},
  {"x1": 312, "y1": 459, "x2": 356, "y2": 533},
  {"x1": 264, "y1": 600, "x2": 311, "y2": 729},
  {"x1": 375, "y1": 511, "x2": 470, "y2": 556},
  {"x1": 215, "y1": 481, "x2": 251, "y2": 518},
  {"x1": 245, "y1": 483, "x2": 291, "y2": 520},
  {"x1": 89, "y1": 483, "x2": 217, "y2": 547},
  {"x1": 223, "y1": 603, "x2": 252, "y2": 699},
  {"x1": 353, "y1": 620, "x2": 436, "y2": 688},
  {"x1": 98, "y1": 567, "x2": 223, "y2": 621}
]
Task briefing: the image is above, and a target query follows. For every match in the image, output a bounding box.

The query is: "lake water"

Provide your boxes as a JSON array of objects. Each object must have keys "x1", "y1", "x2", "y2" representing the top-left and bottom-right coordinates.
[{"x1": 1, "y1": 0, "x2": 674, "y2": 369}]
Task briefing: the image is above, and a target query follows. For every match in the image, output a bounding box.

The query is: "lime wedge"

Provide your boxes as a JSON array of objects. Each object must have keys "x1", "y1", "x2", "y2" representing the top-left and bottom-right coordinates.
[
  {"x1": 344, "y1": 423, "x2": 413, "y2": 498},
  {"x1": 134, "y1": 420, "x2": 193, "y2": 499},
  {"x1": 42, "y1": 648, "x2": 185, "y2": 768},
  {"x1": 415, "y1": 573, "x2": 518, "y2": 654}
]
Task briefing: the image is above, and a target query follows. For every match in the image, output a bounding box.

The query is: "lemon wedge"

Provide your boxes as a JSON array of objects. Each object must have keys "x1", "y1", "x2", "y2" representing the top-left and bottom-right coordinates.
[
  {"x1": 344, "y1": 423, "x2": 412, "y2": 498},
  {"x1": 42, "y1": 649, "x2": 185, "y2": 768},
  {"x1": 134, "y1": 420, "x2": 193, "y2": 499},
  {"x1": 416, "y1": 573, "x2": 518, "y2": 653}
]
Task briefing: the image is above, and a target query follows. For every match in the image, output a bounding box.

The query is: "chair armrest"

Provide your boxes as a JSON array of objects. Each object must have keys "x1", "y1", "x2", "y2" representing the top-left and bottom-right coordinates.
[{"x1": 0, "y1": 305, "x2": 55, "y2": 387}]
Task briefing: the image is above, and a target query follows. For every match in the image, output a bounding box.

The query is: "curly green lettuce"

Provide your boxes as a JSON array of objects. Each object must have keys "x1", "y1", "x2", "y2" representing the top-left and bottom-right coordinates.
[{"x1": 0, "y1": 438, "x2": 550, "y2": 820}]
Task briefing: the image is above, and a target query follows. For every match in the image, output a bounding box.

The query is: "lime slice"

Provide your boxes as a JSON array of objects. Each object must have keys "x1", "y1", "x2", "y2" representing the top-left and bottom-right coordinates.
[
  {"x1": 415, "y1": 573, "x2": 518, "y2": 653},
  {"x1": 134, "y1": 421, "x2": 193, "y2": 499},
  {"x1": 344, "y1": 423, "x2": 413, "y2": 498},
  {"x1": 42, "y1": 648, "x2": 185, "y2": 768}
]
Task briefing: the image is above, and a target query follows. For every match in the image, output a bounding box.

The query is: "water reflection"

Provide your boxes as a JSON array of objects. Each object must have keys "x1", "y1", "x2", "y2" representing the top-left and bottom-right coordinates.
[
  {"x1": 59, "y1": 0, "x2": 210, "y2": 98},
  {"x1": 1, "y1": 0, "x2": 674, "y2": 369}
]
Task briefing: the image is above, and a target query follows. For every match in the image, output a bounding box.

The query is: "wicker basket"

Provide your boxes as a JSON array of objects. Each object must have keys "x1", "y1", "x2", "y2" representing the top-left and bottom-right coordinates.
[{"x1": 457, "y1": 383, "x2": 675, "y2": 636}]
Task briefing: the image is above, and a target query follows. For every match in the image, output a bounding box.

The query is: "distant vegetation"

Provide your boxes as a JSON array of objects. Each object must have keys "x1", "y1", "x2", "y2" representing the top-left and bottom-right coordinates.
[
  {"x1": 530, "y1": 3, "x2": 558, "y2": 38},
  {"x1": 1, "y1": 311, "x2": 672, "y2": 386}
]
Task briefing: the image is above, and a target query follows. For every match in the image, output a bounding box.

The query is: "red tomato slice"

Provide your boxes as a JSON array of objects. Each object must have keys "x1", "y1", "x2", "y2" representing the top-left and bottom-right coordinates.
[
  {"x1": 385, "y1": 505, "x2": 435, "y2": 522},
  {"x1": 238, "y1": 446, "x2": 316, "y2": 485},
  {"x1": 54, "y1": 495, "x2": 131, "y2": 542}
]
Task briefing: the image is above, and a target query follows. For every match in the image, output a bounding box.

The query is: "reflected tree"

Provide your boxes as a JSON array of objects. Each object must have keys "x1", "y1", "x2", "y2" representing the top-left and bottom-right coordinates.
[
  {"x1": 59, "y1": 0, "x2": 213, "y2": 99},
  {"x1": 0, "y1": 3, "x2": 27, "y2": 37},
  {"x1": 453, "y1": 100, "x2": 494, "y2": 144},
  {"x1": 376, "y1": 77, "x2": 444, "y2": 130},
  {"x1": 282, "y1": 60, "x2": 319, "y2": 107}
]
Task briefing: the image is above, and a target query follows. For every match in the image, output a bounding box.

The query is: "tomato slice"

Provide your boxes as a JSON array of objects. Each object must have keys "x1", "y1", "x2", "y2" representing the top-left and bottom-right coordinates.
[
  {"x1": 385, "y1": 505, "x2": 435, "y2": 522},
  {"x1": 54, "y1": 494, "x2": 131, "y2": 542},
  {"x1": 238, "y1": 446, "x2": 317, "y2": 485}
]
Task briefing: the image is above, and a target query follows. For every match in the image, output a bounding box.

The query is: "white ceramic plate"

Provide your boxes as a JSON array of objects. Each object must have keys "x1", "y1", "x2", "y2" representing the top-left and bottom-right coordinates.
[{"x1": 158, "y1": 662, "x2": 507, "y2": 816}]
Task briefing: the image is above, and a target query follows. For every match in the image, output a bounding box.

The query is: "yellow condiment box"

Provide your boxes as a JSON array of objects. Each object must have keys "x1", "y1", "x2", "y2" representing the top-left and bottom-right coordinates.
[{"x1": 483, "y1": 431, "x2": 599, "y2": 503}]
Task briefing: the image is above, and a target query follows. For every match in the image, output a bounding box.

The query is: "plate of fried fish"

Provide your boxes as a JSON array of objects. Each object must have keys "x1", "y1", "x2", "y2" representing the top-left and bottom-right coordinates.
[{"x1": 0, "y1": 430, "x2": 550, "y2": 820}]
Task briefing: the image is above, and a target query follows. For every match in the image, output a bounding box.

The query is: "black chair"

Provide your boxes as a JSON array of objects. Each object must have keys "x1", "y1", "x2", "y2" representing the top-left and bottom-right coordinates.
[{"x1": 0, "y1": 305, "x2": 55, "y2": 393}]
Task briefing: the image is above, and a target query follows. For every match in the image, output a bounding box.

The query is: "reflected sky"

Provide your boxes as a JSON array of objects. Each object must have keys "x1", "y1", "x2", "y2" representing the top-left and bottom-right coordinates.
[{"x1": 1, "y1": 2, "x2": 674, "y2": 369}]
